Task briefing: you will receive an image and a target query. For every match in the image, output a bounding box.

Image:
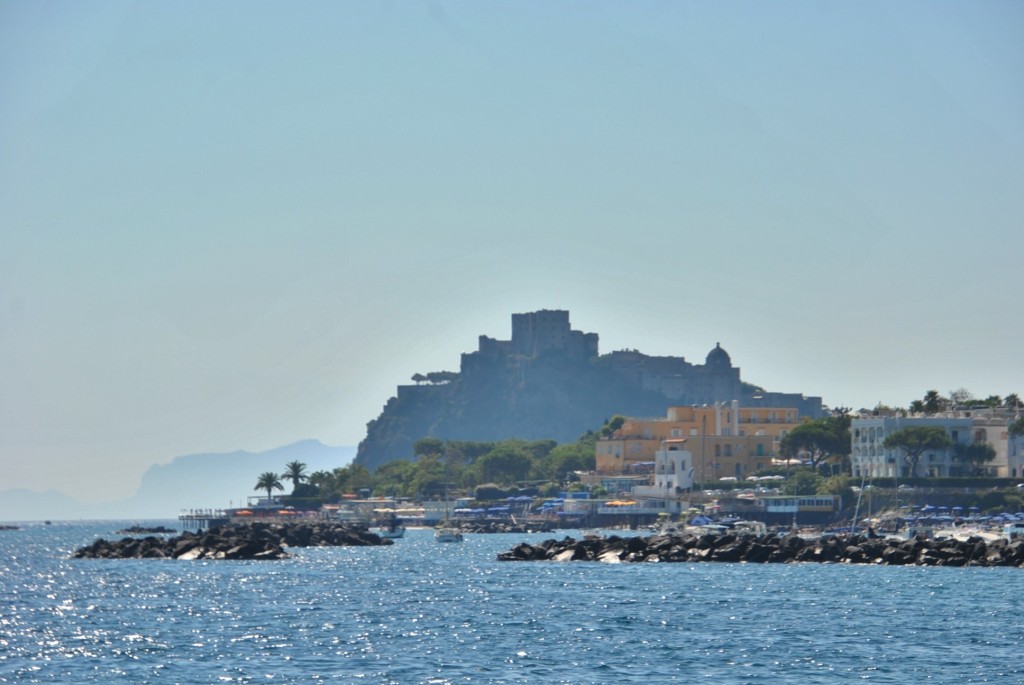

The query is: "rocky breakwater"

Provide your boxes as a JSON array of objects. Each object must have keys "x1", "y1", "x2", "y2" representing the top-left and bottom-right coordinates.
[
  {"x1": 114, "y1": 525, "x2": 176, "y2": 534},
  {"x1": 497, "y1": 531, "x2": 1024, "y2": 567},
  {"x1": 455, "y1": 520, "x2": 531, "y2": 534},
  {"x1": 72, "y1": 521, "x2": 393, "y2": 561}
]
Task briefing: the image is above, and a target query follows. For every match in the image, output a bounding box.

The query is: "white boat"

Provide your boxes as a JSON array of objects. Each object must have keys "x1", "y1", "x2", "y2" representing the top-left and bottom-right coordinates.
[
  {"x1": 377, "y1": 518, "x2": 405, "y2": 539},
  {"x1": 376, "y1": 502, "x2": 406, "y2": 539},
  {"x1": 435, "y1": 527, "x2": 463, "y2": 543},
  {"x1": 892, "y1": 525, "x2": 934, "y2": 541},
  {"x1": 1003, "y1": 523, "x2": 1024, "y2": 541},
  {"x1": 933, "y1": 526, "x2": 1001, "y2": 544},
  {"x1": 435, "y1": 443, "x2": 464, "y2": 543}
]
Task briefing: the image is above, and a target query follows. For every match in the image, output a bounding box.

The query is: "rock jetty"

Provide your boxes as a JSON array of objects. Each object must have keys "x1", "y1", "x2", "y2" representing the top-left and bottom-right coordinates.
[
  {"x1": 454, "y1": 520, "x2": 530, "y2": 534},
  {"x1": 497, "y1": 531, "x2": 1024, "y2": 567},
  {"x1": 72, "y1": 521, "x2": 392, "y2": 560},
  {"x1": 114, "y1": 525, "x2": 177, "y2": 535}
]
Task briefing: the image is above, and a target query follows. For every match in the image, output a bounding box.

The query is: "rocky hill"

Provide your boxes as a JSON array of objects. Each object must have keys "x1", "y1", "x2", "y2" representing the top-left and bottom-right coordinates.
[{"x1": 355, "y1": 310, "x2": 822, "y2": 470}]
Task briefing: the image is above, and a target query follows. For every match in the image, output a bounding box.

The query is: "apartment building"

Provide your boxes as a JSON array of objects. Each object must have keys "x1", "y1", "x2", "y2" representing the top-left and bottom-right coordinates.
[{"x1": 595, "y1": 402, "x2": 801, "y2": 483}]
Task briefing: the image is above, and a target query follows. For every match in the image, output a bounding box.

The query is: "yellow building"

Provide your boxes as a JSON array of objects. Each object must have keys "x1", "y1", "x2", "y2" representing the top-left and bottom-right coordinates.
[{"x1": 595, "y1": 402, "x2": 802, "y2": 484}]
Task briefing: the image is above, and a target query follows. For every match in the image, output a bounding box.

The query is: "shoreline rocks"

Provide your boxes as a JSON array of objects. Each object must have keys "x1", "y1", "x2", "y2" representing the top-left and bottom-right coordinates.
[
  {"x1": 451, "y1": 520, "x2": 531, "y2": 534},
  {"x1": 72, "y1": 521, "x2": 393, "y2": 560},
  {"x1": 114, "y1": 525, "x2": 177, "y2": 535},
  {"x1": 497, "y1": 531, "x2": 1024, "y2": 568}
]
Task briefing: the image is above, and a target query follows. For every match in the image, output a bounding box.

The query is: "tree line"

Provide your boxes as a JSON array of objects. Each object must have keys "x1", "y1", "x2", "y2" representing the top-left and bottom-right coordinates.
[{"x1": 251, "y1": 423, "x2": 616, "y2": 507}]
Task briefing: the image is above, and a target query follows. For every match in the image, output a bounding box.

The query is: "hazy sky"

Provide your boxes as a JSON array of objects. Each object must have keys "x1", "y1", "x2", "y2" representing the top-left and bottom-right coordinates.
[{"x1": 2, "y1": 1, "x2": 1021, "y2": 502}]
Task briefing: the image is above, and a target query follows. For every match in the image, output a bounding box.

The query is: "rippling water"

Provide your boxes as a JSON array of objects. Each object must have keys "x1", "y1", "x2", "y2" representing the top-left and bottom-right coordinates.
[{"x1": 2, "y1": 521, "x2": 1022, "y2": 684}]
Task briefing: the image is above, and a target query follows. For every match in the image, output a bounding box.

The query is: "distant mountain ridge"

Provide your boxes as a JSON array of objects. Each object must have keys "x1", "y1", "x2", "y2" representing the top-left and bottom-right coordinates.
[
  {"x1": 355, "y1": 310, "x2": 823, "y2": 470},
  {"x1": 0, "y1": 440, "x2": 355, "y2": 523}
]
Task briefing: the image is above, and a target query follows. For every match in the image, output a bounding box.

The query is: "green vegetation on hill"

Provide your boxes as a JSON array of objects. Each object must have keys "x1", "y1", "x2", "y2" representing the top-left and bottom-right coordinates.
[{"x1": 271, "y1": 425, "x2": 605, "y2": 509}]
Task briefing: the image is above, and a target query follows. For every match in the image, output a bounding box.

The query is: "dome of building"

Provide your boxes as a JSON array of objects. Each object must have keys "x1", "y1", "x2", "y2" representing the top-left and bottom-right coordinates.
[{"x1": 705, "y1": 342, "x2": 732, "y2": 368}]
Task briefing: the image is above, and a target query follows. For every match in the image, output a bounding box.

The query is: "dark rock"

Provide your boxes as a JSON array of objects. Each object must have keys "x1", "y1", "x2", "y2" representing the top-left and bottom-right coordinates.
[
  {"x1": 114, "y1": 526, "x2": 176, "y2": 535},
  {"x1": 744, "y1": 542, "x2": 775, "y2": 564},
  {"x1": 71, "y1": 521, "x2": 392, "y2": 560},
  {"x1": 496, "y1": 531, "x2": 1024, "y2": 568}
]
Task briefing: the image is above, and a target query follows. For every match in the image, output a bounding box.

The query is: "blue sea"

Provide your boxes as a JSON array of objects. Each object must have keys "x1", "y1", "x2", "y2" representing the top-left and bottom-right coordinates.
[{"x1": 1, "y1": 521, "x2": 1022, "y2": 684}]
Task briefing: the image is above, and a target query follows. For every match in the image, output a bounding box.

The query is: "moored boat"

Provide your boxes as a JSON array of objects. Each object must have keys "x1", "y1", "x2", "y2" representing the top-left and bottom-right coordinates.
[
  {"x1": 435, "y1": 442, "x2": 464, "y2": 543},
  {"x1": 435, "y1": 527, "x2": 463, "y2": 543},
  {"x1": 377, "y1": 519, "x2": 406, "y2": 539}
]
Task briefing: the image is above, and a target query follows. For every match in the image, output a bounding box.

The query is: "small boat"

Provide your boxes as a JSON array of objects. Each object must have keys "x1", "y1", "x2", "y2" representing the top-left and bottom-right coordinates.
[
  {"x1": 1003, "y1": 522, "x2": 1024, "y2": 541},
  {"x1": 435, "y1": 527, "x2": 463, "y2": 543},
  {"x1": 377, "y1": 518, "x2": 406, "y2": 539},
  {"x1": 435, "y1": 442, "x2": 464, "y2": 543},
  {"x1": 376, "y1": 505, "x2": 405, "y2": 539}
]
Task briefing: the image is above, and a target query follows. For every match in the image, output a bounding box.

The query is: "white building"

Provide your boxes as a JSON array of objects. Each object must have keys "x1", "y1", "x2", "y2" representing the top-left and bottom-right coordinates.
[
  {"x1": 852, "y1": 409, "x2": 1024, "y2": 479},
  {"x1": 850, "y1": 416, "x2": 972, "y2": 479},
  {"x1": 1008, "y1": 432, "x2": 1024, "y2": 479},
  {"x1": 628, "y1": 438, "x2": 694, "y2": 514}
]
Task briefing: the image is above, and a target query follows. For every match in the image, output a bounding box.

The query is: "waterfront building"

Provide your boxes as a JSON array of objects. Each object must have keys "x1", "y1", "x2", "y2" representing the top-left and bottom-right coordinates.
[
  {"x1": 851, "y1": 415, "x2": 968, "y2": 479},
  {"x1": 595, "y1": 402, "x2": 802, "y2": 483},
  {"x1": 570, "y1": 439, "x2": 698, "y2": 521},
  {"x1": 1008, "y1": 429, "x2": 1024, "y2": 479},
  {"x1": 625, "y1": 439, "x2": 695, "y2": 515},
  {"x1": 851, "y1": 408, "x2": 1023, "y2": 479},
  {"x1": 967, "y1": 408, "x2": 1022, "y2": 478}
]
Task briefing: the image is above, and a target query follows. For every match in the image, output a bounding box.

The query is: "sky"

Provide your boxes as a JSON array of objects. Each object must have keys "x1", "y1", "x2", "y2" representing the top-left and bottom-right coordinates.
[{"x1": 2, "y1": 1, "x2": 1022, "y2": 503}]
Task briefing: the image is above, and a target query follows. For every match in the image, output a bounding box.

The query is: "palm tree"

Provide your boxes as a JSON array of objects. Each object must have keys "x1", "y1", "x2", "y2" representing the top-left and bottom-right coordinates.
[
  {"x1": 922, "y1": 390, "x2": 946, "y2": 415},
  {"x1": 282, "y1": 460, "x2": 308, "y2": 493},
  {"x1": 255, "y1": 471, "x2": 284, "y2": 501},
  {"x1": 308, "y1": 470, "x2": 335, "y2": 494}
]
